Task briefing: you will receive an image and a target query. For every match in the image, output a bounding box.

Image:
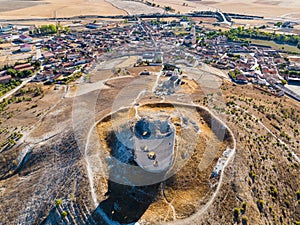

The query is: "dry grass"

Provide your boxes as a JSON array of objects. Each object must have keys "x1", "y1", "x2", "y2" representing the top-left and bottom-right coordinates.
[
  {"x1": 0, "y1": 0, "x2": 125, "y2": 19},
  {"x1": 1, "y1": 0, "x2": 300, "y2": 19},
  {"x1": 96, "y1": 102, "x2": 232, "y2": 224}
]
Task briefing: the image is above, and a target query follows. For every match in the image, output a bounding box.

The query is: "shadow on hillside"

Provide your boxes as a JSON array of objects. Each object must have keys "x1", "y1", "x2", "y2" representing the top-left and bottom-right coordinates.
[{"x1": 87, "y1": 180, "x2": 160, "y2": 224}]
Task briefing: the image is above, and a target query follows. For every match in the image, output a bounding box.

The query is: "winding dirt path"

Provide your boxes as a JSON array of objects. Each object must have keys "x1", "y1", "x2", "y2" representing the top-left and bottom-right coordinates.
[{"x1": 84, "y1": 98, "x2": 237, "y2": 224}]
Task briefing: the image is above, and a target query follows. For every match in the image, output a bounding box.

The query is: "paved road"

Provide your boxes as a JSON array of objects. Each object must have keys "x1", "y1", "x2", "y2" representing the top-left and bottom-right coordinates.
[{"x1": 274, "y1": 83, "x2": 300, "y2": 102}]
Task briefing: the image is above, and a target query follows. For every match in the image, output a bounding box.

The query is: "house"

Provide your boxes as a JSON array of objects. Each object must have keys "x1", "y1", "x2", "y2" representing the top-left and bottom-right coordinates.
[
  {"x1": 257, "y1": 79, "x2": 267, "y2": 85},
  {"x1": 20, "y1": 44, "x2": 32, "y2": 52},
  {"x1": 14, "y1": 63, "x2": 34, "y2": 71},
  {"x1": 153, "y1": 52, "x2": 163, "y2": 64},
  {"x1": 165, "y1": 71, "x2": 173, "y2": 77},
  {"x1": 0, "y1": 75, "x2": 12, "y2": 84},
  {"x1": 62, "y1": 62, "x2": 74, "y2": 68},
  {"x1": 19, "y1": 34, "x2": 32, "y2": 43},
  {"x1": 183, "y1": 35, "x2": 196, "y2": 46},
  {"x1": 142, "y1": 52, "x2": 155, "y2": 64},
  {"x1": 33, "y1": 73, "x2": 48, "y2": 82},
  {"x1": 0, "y1": 34, "x2": 12, "y2": 42},
  {"x1": 67, "y1": 53, "x2": 80, "y2": 60},
  {"x1": 236, "y1": 74, "x2": 248, "y2": 84},
  {"x1": 288, "y1": 63, "x2": 300, "y2": 71},
  {"x1": 74, "y1": 59, "x2": 87, "y2": 66},
  {"x1": 43, "y1": 52, "x2": 55, "y2": 59},
  {"x1": 0, "y1": 25, "x2": 14, "y2": 33},
  {"x1": 139, "y1": 69, "x2": 150, "y2": 76},
  {"x1": 14, "y1": 63, "x2": 31, "y2": 70},
  {"x1": 86, "y1": 23, "x2": 101, "y2": 29},
  {"x1": 179, "y1": 20, "x2": 189, "y2": 28}
]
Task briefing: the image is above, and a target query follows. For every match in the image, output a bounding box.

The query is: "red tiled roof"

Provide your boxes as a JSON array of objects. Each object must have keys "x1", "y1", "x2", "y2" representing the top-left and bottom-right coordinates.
[
  {"x1": 14, "y1": 63, "x2": 31, "y2": 70},
  {"x1": 0, "y1": 75, "x2": 12, "y2": 83}
]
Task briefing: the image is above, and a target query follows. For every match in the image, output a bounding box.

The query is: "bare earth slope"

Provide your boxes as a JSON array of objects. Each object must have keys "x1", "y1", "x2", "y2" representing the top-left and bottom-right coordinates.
[{"x1": 0, "y1": 67, "x2": 299, "y2": 224}]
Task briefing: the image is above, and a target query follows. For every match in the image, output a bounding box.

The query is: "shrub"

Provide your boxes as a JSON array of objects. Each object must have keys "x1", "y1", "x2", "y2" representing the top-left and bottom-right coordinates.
[
  {"x1": 269, "y1": 185, "x2": 278, "y2": 198},
  {"x1": 241, "y1": 202, "x2": 247, "y2": 214},
  {"x1": 30, "y1": 104, "x2": 38, "y2": 109},
  {"x1": 296, "y1": 191, "x2": 300, "y2": 200},
  {"x1": 249, "y1": 171, "x2": 256, "y2": 182},
  {"x1": 257, "y1": 199, "x2": 264, "y2": 212},
  {"x1": 233, "y1": 208, "x2": 240, "y2": 222},
  {"x1": 242, "y1": 216, "x2": 248, "y2": 225}
]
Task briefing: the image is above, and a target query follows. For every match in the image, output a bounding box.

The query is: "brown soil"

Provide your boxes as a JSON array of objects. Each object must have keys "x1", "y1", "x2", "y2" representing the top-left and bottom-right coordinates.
[{"x1": 95, "y1": 102, "x2": 233, "y2": 224}]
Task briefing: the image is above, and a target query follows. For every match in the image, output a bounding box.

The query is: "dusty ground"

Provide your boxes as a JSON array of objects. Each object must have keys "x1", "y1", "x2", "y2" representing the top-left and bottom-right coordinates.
[
  {"x1": 194, "y1": 82, "x2": 300, "y2": 225},
  {"x1": 106, "y1": 0, "x2": 164, "y2": 15},
  {"x1": 96, "y1": 102, "x2": 232, "y2": 224},
  {"x1": 0, "y1": 43, "x2": 33, "y2": 67},
  {"x1": 0, "y1": 83, "x2": 64, "y2": 144}
]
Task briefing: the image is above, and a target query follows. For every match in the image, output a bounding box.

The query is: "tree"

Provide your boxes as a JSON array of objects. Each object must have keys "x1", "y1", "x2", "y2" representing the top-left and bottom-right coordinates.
[
  {"x1": 233, "y1": 208, "x2": 240, "y2": 223},
  {"x1": 269, "y1": 185, "x2": 278, "y2": 198},
  {"x1": 281, "y1": 79, "x2": 288, "y2": 85},
  {"x1": 17, "y1": 70, "x2": 32, "y2": 78},
  {"x1": 61, "y1": 211, "x2": 68, "y2": 217},
  {"x1": 7, "y1": 68, "x2": 17, "y2": 76},
  {"x1": 257, "y1": 199, "x2": 264, "y2": 212},
  {"x1": 165, "y1": 6, "x2": 174, "y2": 12},
  {"x1": 34, "y1": 60, "x2": 41, "y2": 68},
  {"x1": 38, "y1": 24, "x2": 57, "y2": 34},
  {"x1": 241, "y1": 202, "x2": 247, "y2": 214},
  {"x1": 55, "y1": 198, "x2": 62, "y2": 206},
  {"x1": 242, "y1": 216, "x2": 248, "y2": 225},
  {"x1": 296, "y1": 190, "x2": 300, "y2": 200}
]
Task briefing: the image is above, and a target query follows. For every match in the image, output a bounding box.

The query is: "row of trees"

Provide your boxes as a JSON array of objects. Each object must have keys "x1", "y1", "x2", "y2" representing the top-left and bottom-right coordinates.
[
  {"x1": 2, "y1": 60, "x2": 41, "y2": 79},
  {"x1": 223, "y1": 27, "x2": 300, "y2": 48},
  {"x1": 7, "y1": 68, "x2": 33, "y2": 78},
  {"x1": 0, "y1": 79, "x2": 22, "y2": 98},
  {"x1": 30, "y1": 24, "x2": 69, "y2": 36}
]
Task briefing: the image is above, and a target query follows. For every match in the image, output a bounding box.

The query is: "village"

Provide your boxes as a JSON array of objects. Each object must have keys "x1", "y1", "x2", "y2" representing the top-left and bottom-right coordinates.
[
  {"x1": 0, "y1": 17, "x2": 300, "y2": 101},
  {"x1": 0, "y1": 6, "x2": 300, "y2": 224}
]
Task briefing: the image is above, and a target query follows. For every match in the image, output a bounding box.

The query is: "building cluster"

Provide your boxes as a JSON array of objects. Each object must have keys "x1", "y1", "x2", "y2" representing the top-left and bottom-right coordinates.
[
  {"x1": 0, "y1": 23, "x2": 134, "y2": 84},
  {"x1": 141, "y1": 19, "x2": 300, "y2": 98},
  {"x1": 1, "y1": 19, "x2": 299, "y2": 100}
]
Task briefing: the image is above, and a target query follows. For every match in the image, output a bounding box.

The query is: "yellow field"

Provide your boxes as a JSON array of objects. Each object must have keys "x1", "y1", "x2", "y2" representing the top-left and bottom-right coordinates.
[
  {"x1": 0, "y1": 0, "x2": 299, "y2": 19},
  {"x1": 150, "y1": 0, "x2": 300, "y2": 18},
  {"x1": 0, "y1": 0, "x2": 126, "y2": 19}
]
